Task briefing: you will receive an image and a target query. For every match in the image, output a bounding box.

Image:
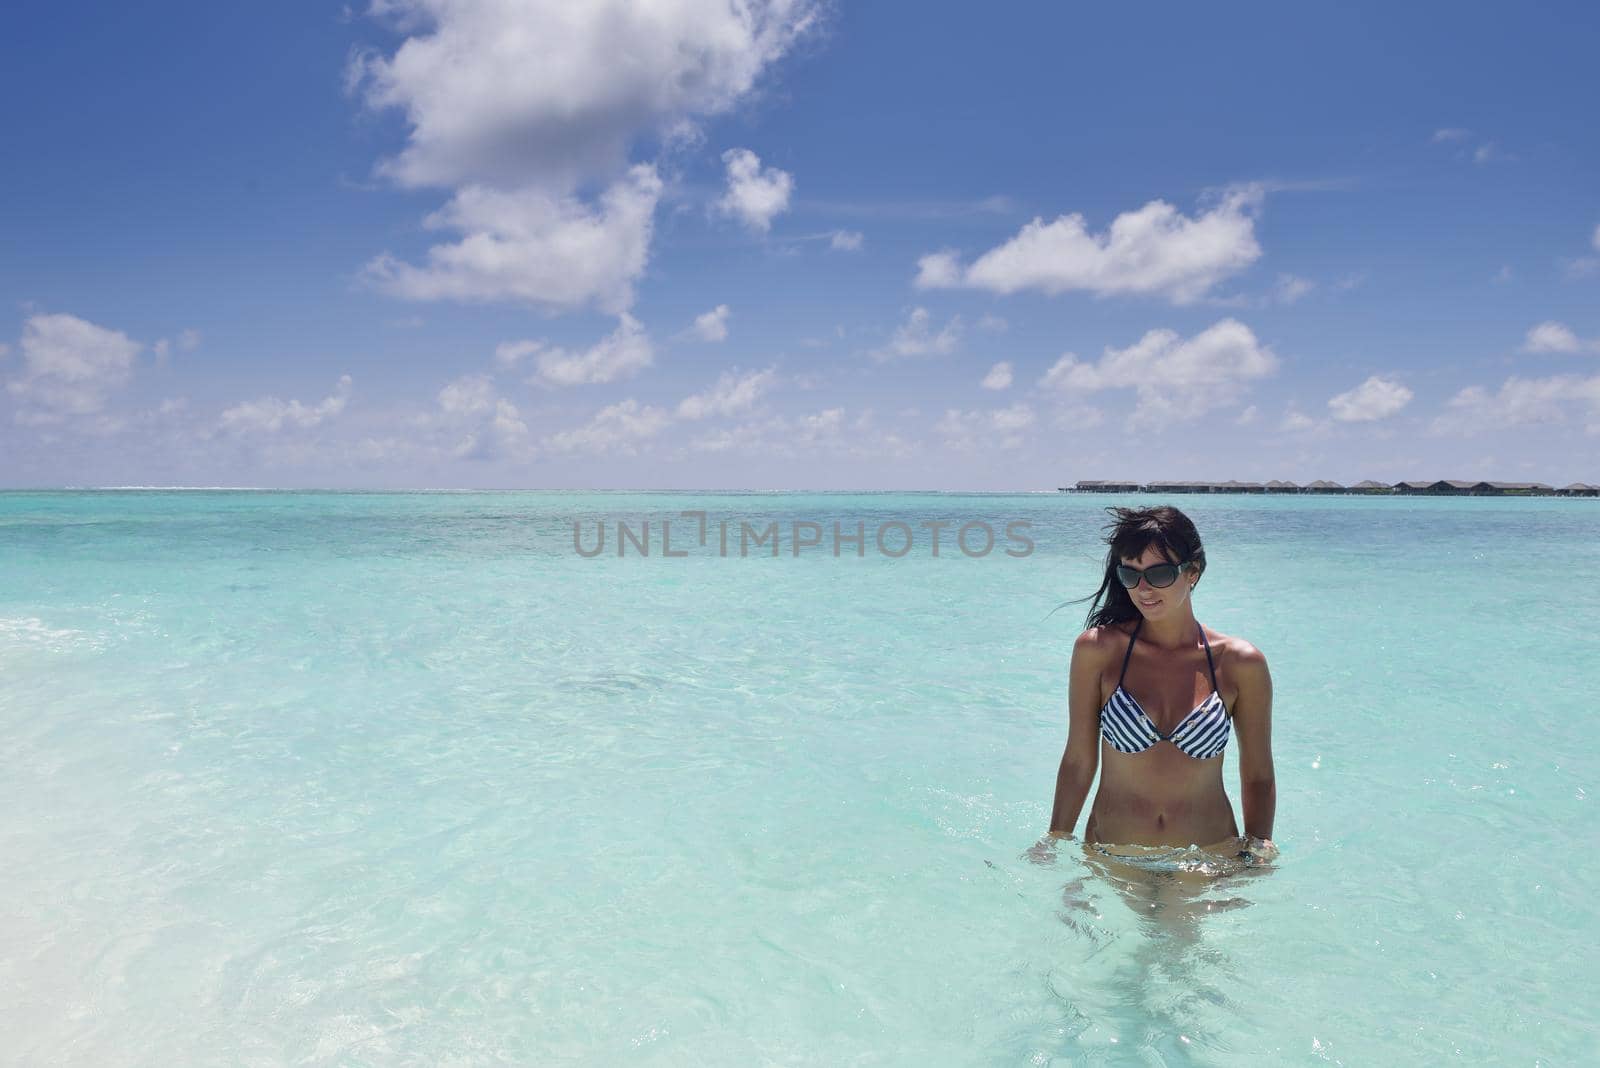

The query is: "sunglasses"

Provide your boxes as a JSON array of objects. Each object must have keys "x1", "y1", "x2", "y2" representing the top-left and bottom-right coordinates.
[{"x1": 1115, "y1": 560, "x2": 1191, "y2": 589}]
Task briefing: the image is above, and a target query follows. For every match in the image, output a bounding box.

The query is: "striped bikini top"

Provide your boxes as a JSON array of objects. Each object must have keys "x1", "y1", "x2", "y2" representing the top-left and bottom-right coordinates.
[{"x1": 1099, "y1": 618, "x2": 1231, "y2": 760}]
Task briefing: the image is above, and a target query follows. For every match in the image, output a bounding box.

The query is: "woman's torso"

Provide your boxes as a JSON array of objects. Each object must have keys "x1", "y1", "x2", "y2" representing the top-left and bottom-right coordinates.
[{"x1": 1086, "y1": 618, "x2": 1240, "y2": 847}]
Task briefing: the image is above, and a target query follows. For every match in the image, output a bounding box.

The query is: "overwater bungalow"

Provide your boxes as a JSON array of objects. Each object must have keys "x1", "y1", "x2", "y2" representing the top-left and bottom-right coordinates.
[
  {"x1": 1393, "y1": 479, "x2": 1476, "y2": 494},
  {"x1": 1069, "y1": 479, "x2": 1141, "y2": 492},
  {"x1": 1482, "y1": 481, "x2": 1556, "y2": 496},
  {"x1": 1056, "y1": 478, "x2": 1594, "y2": 497}
]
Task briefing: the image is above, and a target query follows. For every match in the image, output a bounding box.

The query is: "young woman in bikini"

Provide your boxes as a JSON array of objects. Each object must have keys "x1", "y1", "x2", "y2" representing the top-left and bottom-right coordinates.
[{"x1": 1041, "y1": 505, "x2": 1276, "y2": 866}]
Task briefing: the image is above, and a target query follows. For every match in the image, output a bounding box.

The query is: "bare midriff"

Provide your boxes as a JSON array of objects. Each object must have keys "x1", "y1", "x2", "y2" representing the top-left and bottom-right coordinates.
[{"x1": 1084, "y1": 744, "x2": 1239, "y2": 847}]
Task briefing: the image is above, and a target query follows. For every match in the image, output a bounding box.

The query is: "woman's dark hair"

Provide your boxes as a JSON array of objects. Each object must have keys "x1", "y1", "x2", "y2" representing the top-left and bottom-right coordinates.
[{"x1": 1049, "y1": 505, "x2": 1207, "y2": 630}]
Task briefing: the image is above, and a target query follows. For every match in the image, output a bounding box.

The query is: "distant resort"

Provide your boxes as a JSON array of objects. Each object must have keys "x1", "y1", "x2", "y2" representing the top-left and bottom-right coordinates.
[{"x1": 1059, "y1": 479, "x2": 1600, "y2": 497}]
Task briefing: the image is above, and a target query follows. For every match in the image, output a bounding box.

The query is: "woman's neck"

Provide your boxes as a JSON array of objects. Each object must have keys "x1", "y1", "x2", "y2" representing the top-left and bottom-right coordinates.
[{"x1": 1135, "y1": 607, "x2": 1200, "y2": 651}]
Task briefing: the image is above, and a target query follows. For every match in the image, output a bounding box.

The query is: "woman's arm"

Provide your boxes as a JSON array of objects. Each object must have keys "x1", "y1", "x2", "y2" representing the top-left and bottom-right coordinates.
[
  {"x1": 1231, "y1": 642, "x2": 1276, "y2": 843},
  {"x1": 1047, "y1": 629, "x2": 1104, "y2": 837}
]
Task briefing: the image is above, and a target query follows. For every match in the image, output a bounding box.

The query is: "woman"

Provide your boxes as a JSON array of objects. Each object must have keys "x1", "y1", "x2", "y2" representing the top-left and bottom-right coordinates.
[{"x1": 1039, "y1": 505, "x2": 1276, "y2": 865}]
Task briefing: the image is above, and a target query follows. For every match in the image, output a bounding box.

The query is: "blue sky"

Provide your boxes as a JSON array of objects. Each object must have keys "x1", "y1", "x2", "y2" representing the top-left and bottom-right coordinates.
[{"x1": 2, "y1": 0, "x2": 1597, "y2": 489}]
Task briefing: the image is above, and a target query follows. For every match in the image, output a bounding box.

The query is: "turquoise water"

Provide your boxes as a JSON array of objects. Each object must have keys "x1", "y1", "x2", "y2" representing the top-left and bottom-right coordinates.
[{"x1": 2, "y1": 490, "x2": 1595, "y2": 1064}]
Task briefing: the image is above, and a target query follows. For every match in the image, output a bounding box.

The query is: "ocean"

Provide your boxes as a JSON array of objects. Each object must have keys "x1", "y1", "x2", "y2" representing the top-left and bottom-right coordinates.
[{"x1": 2, "y1": 490, "x2": 1595, "y2": 1064}]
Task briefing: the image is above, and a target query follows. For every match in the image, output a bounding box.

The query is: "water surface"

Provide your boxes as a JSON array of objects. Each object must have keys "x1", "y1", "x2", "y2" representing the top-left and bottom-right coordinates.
[{"x1": 2, "y1": 490, "x2": 1594, "y2": 1063}]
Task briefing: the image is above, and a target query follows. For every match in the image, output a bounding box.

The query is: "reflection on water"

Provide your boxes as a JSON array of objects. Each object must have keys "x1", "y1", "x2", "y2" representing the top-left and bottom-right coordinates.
[
  {"x1": 1080, "y1": 841, "x2": 1269, "y2": 935},
  {"x1": 1001, "y1": 837, "x2": 1278, "y2": 1059}
]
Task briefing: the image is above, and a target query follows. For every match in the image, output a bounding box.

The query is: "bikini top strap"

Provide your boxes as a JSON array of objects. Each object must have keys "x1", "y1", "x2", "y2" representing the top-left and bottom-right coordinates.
[
  {"x1": 1198, "y1": 623, "x2": 1221, "y2": 694},
  {"x1": 1115, "y1": 617, "x2": 1141, "y2": 687}
]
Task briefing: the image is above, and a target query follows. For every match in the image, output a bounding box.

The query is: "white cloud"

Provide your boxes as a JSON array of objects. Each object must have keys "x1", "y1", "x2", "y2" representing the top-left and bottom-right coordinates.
[
  {"x1": 914, "y1": 250, "x2": 962, "y2": 288},
  {"x1": 686, "y1": 425, "x2": 751, "y2": 454},
  {"x1": 347, "y1": 0, "x2": 822, "y2": 193},
  {"x1": 544, "y1": 398, "x2": 672, "y2": 455},
  {"x1": 915, "y1": 185, "x2": 1263, "y2": 305},
  {"x1": 493, "y1": 339, "x2": 538, "y2": 369},
  {"x1": 981, "y1": 361, "x2": 1013, "y2": 390},
  {"x1": 1274, "y1": 274, "x2": 1315, "y2": 304},
  {"x1": 991, "y1": 404, "x2": 1034, "y2": 431},
  {"x1": 6, "y1": 313, "x2": 142, "y2": 423},
  {"x1": 1327, "y1": 375, "x2": 1413, "y2": 422},
  {"x1": 1565, "y1": 257, "x2": 1600, "y2": 279},
  {"x1": 936, "y1": 403, "x2": 1035, "y2": 451},
  {"x1": 1038, "y1": 318, "x2": 1278, "y2": 426},
  {"x1": 1234, "y1": 404, "x2": 1258, "y2": 426},
  {"x1": 1431, "y1": 127, "x2": 1508, "y2": 167},
  {"x1": 871, "y1": 307, "x2": 961, "y2": 362},
  {"x1": 1279, "y1": 409, "x2": 1318, "y2": 432},
  {"x1": 486, "y1": 401, "x2": 530, "y2": 451},
  {"x1": 150, "y1": 329, "x2": 200, "y2": 365},
  {"x1": 1047, "y1": 402, "x2": 1106, "y2": 432},
  {"x1": 495, "y1": 313, "x2": 654, "y2": 388},
  {"x1": 362, "y1": 164, "x2": 662, "y2": 314},
  {"x1": 348, "y1": 1, "x2": 821, "y2": 315},
  {"x1": 437, "y1": 373, "x2": 496, "y2": 417},
  {"x1": 799, "y1": 407, "x2": 845, "y2": 438},
  {"x1": 436, "y1": 374, "x2": 531, "y2": 461},
  {"x1": 676, "y1": 366, "x2": 778, "y2": 420},
  {"x1": 219, "y1": 375, "x2": 353, "y2": 435},
  {"x1": 683, "y1": 406, "x2": 914, "y2": 460},
  {"x1": 977, "y1": 314, "x2": 1008, "y2": 333},
  {"x1": 829, "y1": 229, "x2": 864, "y2": 251},
  {"x1": 692, "y1": 304, "x2": 731, "y2": 342},
  {"x1": 1522, "y1": 321, "x2": 1599, "y2": 354},
  {"x1": 717, "y1": 148, "x2": 794, "y2": 233},
  {"x1": 1593, "y1": 223, "x2": 1600, "y2": 251},
  {"x1": 1522, "y1": 321, "x2": 1580, "y2": 353},
  {"x1": 1432, "y1": 374, "x2": 1600, "y2": 435}
]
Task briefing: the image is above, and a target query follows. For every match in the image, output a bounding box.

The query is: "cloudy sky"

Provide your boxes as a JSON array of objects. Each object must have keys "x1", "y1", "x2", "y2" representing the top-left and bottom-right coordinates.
[{"x1": 3, "y1": 1, "x2": 1598, "y2": 489}]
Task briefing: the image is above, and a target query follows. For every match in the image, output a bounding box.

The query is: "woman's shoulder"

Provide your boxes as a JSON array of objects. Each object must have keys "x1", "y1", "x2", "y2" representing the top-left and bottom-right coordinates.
[
  {"x1": 1205, "y1": 626, "x2": 1269, "y2": 673},
  {"x1": 1078, "y1": 619, "x2": 1134, "y2": 642},
  {"x1": 1074, "y1": 620, "x2": 1135, "y2": 659}
]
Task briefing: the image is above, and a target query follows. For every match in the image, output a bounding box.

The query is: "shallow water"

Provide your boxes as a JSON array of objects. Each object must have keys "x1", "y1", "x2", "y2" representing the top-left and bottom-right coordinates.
[{"x1": 2, "y1": 490, "x2": 1595, "y2": 1064}]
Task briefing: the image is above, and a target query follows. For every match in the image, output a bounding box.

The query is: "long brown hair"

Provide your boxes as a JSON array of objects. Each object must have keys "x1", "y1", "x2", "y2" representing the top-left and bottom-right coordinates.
[{"x1": 1050, "y1": 505, "x2": 1208, "y2": 629}]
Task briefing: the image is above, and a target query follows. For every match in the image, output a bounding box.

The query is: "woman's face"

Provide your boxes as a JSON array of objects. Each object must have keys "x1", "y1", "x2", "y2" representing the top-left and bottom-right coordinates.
[{"x1": 1119, "y1": 544, "x2": 1196, "y2": 616}]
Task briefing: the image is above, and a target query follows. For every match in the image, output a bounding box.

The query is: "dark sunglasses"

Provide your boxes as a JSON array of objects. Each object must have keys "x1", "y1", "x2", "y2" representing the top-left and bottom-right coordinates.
[{"x1": 1115, "y1": 560, "x2": 1191, "y2": 589}]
